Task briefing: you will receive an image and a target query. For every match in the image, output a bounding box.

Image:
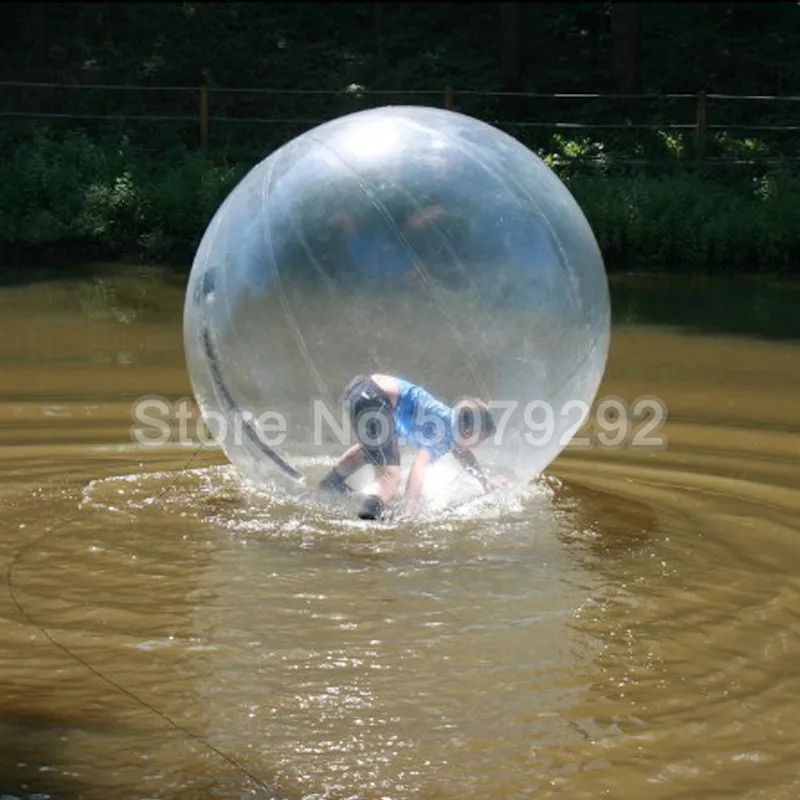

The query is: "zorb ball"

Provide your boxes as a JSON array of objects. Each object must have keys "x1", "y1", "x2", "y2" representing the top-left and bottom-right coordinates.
[{"x1": 183, "y1": 106, "x2": 610, "y2": 490}]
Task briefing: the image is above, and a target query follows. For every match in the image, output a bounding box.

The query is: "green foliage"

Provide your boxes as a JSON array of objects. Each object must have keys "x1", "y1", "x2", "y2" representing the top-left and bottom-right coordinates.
[
  {"x1": 2, "y1": 2, "x2": 800, "y2": 272},
  {"x1": 569, "y1": 169, "x2": 800, "y2": 273},
  {"x1": 4, "y1": 3, "x2": 800, "y2": 96},
  {"x1": 0, "y1": 132, "x2": 245, "y2": 263},
  {"x1": 0, "y1": 131, "x2": 798, "y2": 274}
]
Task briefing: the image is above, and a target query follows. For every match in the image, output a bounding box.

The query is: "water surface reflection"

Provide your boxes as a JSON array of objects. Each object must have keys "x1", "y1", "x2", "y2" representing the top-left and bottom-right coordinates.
[{"x1": 0, "y1": 267, "x2": 798, "y2": 799}]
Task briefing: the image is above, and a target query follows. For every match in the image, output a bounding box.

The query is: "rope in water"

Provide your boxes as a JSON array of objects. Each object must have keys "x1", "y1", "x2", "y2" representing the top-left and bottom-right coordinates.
[{"x1": 5, "y1": 442, "x2": 279, "y2": 798}]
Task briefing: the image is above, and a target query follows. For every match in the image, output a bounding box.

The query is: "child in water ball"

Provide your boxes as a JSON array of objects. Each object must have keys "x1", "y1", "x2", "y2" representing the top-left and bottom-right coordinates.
[{"x1": 318, "y1": 374, "x2": 497, "y2": 520}]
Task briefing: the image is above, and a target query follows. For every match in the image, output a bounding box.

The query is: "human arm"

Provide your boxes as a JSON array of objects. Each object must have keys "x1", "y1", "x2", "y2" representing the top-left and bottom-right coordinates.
[
  {"x1": 451, "y1": 444, "x2": 493, "y2": 493},
  {"x1": 402, "y1": 447, "x2": 434, "y2": 518}
]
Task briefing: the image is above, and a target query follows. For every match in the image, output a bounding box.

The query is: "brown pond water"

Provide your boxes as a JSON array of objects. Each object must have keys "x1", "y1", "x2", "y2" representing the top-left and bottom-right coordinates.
[{"x1": 0, "y1": 267, "x2": 799, "y2": 800}]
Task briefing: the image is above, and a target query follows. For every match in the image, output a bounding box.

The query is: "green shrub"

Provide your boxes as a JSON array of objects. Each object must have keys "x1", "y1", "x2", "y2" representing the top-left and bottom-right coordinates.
[
  {"x1": 1, "y1": 130, "x2": 798, "y2": 274},
  {"x1": 568, "y1": 169, "x2": 800, "y2": 274}
]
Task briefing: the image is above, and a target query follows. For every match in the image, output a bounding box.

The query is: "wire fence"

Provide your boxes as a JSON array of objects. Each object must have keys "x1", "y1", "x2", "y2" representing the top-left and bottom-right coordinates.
[{"x1": 2, "y1": 80, "x2": 800, "y2": 165}]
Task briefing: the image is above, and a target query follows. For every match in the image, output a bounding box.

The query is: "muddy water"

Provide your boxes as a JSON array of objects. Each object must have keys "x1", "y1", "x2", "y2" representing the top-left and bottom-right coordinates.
[{"x1": 0, "y1": 267, "x2": 799, "y2": 800}]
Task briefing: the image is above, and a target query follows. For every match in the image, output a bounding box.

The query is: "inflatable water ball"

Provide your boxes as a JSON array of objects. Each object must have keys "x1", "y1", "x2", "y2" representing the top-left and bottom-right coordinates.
[{"x1": 183, "y1": 105, "x2": 610, "y2": 491}]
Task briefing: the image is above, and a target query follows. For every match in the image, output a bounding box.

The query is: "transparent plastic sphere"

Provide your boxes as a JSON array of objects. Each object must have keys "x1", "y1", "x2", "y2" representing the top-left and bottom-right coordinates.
[{"x1": 184, "y1": 106, "x2": 610, "y2": 491}]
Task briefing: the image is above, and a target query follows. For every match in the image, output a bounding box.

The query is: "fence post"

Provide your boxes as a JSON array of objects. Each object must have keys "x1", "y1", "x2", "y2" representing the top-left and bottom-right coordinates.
[
  {"x1": 199, "y1": 73, "x2": 210, "y2": 150},
  {"x1": 695, "y1": 89, "x2": 707, "y2": 158},
  {"x1": 444, "y1": 85, "x2": 455, "y2": 110}
]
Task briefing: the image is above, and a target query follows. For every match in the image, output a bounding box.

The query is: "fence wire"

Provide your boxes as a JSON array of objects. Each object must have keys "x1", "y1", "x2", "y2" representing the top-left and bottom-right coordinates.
[{"x1": 1, "y1": 81, "x2": 798, "y2": 166}]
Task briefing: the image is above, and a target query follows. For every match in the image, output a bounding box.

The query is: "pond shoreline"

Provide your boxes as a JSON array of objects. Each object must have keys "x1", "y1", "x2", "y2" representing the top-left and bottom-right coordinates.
[
  {"x1": 2, "y1": 263, "x2": 798, "y2": 340},
  {"x1": 3, "y1": 259, "x2": 800, "y2": 288}
]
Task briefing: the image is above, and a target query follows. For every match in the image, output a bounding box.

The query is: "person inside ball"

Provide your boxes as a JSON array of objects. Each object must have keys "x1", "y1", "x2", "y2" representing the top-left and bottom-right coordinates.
[{"x1": 318, "y1": 374, "x2": 498, "y2": 520}]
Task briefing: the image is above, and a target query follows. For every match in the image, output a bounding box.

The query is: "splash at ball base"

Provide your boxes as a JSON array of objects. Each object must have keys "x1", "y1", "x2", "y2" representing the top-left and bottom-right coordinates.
[{"x1": 183, "y1": 105, "x2": 610, "y2": 515}]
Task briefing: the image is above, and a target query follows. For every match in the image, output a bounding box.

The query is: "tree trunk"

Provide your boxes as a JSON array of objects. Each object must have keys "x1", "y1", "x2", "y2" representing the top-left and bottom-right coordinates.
[
  {"x1": 373, "y1": 3, "x2": 384, "y2": 52},
  {"x1": 611, "y1": 2, "x2": 642, "y2": 94},
  {"x1": 372, "y1": 3, "x2": 387, "y2": 86},
  {"x1": 500, "y1": 2, "x2": 522, "y2": 120}
]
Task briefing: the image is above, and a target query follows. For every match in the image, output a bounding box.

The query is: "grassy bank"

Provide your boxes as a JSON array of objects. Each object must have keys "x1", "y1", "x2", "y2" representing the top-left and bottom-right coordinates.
[{"x1": 2, "y1": 131, "x2": 798, "y2": 274}]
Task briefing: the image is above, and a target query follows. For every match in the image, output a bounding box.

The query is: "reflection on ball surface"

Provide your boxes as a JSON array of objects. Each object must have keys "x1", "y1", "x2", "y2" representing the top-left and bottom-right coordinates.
[{"x1": 183, "y1": 105, "x2": 610, "y2": 489}]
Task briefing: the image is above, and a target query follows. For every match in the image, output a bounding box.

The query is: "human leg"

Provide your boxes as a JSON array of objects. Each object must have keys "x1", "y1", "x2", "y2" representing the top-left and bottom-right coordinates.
[
  {"x1": 318, "y1": 377, "x2": 372, "y2": 494},
  {"x1": 318, "y1": 442, "x2": 367, "y2": 494},
  {"x1": 319, "y1": 375, "x2": 400, "y2": 519},
  {"x1": 363, "y1": 464, "x2": 401, "y2": 503},
  {"x1": 357, "y1": 464, "x2": 401, "y2": 519},
  {"x1": 349, "y1": 378, "x2": 401, "y2": 520}
]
